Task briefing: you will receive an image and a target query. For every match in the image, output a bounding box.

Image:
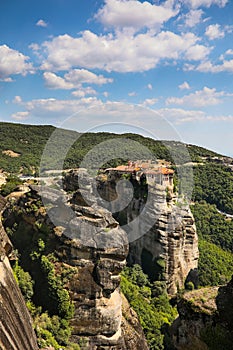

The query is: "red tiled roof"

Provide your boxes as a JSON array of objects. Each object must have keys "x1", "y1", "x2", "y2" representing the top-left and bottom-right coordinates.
[
  {"x1": 159, "y1": 167, "x2": 174, "y2": 175},
  {"x1": 115, "y1": 165, "x2": 140, "y2": 172}
]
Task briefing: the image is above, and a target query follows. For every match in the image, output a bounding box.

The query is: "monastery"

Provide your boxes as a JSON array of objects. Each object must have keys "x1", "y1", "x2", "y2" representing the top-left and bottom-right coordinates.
[{"x1": 105, "y1": 160, "x2": 174, "y2": 188}]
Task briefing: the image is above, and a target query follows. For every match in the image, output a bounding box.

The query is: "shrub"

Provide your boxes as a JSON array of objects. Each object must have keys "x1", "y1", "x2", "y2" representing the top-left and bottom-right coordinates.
[{"x1": 13, "y1": 261, "x2": 34, "y2": 301}]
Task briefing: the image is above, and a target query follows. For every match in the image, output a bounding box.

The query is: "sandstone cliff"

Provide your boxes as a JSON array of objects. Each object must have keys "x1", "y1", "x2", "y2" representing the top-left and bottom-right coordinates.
[
  {"x1": 0, "y1": 197, "x2": 39, "y2": 350},
  {"x1": 95, "y1": 171, "x2": 199, "y2": 294}
]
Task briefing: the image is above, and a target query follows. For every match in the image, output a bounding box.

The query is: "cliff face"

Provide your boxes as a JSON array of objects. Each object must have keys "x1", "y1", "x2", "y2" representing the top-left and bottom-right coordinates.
[
  {"x1": 172, "y1": 279, "x2": 233, "y2": 350},
  {"x1": 96, "y1": 172, "x2": 199, "y2": 294},
  {"x1": 0, "y1": 202, "x2": 39, "y2": 350},
  {"x1": 3, "y1": 182, "x2": 148, "y2": 349},
  {"x1": 171, "y1": 287, "x2": 218, "y2": 350}
]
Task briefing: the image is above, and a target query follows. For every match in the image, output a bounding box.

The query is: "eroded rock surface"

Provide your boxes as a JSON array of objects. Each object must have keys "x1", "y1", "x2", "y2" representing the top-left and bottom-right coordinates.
[
  {"x1": 94, "y1": 170, "x2": 199, "y2": 294},
  {"x1": 3, "y1": 179, "x2": 147, "y2": 349},
  {"x1": 0, "y1": 200, "x2": 39, "y2": 350}
]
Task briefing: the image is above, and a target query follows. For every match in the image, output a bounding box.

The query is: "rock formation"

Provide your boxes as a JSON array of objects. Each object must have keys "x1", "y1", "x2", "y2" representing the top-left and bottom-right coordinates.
[
  {"x1": 95, "y1": 170, "x2": 199, "y2": 294},
  {"x1": 171, "y1": 287, "x2": 218, "y2": 350},
  {"x1": 3, "y1": 181, "x2": 148, "y2": 349},
  {"x1": 0, "y1": 196, "x2": 39, "y2": 350},
  {"x1": 171, "y1": 275, "x2": 233, "y2": 349},
  {"x1": 0, "y1": 166, "x2": 199, "y2": 348}
]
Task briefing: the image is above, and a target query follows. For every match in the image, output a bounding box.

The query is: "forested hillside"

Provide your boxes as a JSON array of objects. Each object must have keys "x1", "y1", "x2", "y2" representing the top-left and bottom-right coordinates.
[{"x1": 0, "y1": 122, "x2": 220, "y2": 174}]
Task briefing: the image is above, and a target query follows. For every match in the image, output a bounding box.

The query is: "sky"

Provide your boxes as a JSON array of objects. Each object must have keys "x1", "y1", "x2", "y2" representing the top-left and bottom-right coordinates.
[{"x1": 1, "y1": 0, "x2": 233, "y2": 156}]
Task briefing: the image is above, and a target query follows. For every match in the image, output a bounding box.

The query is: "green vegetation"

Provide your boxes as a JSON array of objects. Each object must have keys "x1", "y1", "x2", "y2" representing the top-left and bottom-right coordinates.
[
  {"x1": 191, "y1": 202, "x2": 233, "y2": 286},
  {"x1": 0, "y1": 175, "x2": 22, "y2": 196},
  {"x1": 6, "y1": 195, "x2": 76, "y2": 349},
  {"x1": 201, "y1": 325, "x2": 232, "y2": 350},
  {"x1": 0, "y1": 121, "x2": 220, "y2": 176},
  {"x1": 198, "y1": 239, "x2": 233, "y2": 286},
  {"x1": 13, "y1": 261, "x2": 34, "y2": 301},
  {"x1": 191, "y1": 201, "x2": 233, "y2": 251},
  {"x1": 121, "y1": 265, "x2": 177, "y2": 350},
  {"x1": 193, "y1": 164, "x2": 233, "y2": 214}
]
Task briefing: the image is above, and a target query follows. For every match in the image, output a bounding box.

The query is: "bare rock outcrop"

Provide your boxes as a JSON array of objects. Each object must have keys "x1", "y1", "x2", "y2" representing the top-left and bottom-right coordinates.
[
  {"x1": 3, "y1": 181, "x2": 147, "y2": 349},
  {"x1": 171, "y1": 279, "x2": 233, "y2": 350},
  {"x1": 171, "y1": 287, "x2": 218, "y2": 350},
  {"x1": 0, "y1": 200, "x2": 39, "y2": 350},
  {"x1": 95, "y1": 170, "x2": 199, "y2": 294}
]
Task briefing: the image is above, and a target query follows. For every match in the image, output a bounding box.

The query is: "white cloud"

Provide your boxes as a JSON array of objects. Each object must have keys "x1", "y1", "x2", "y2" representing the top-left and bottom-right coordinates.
[
  {"x1": 185, "y1": 43, "x2": 211, "y2": 60},
  {"x1": 152, "y1": 107, "x2": 233, "y2": 124},
  {"x1": 142, "y1": 98, "x2": 158, "y2": 106},
  {"x1": 179, "y1": 81, "x2": 191, "y2": 90},
  {"x1": 40, "y1": 30, "x2": 210, "y2": 73},
  {"x1": 184, "y1": 0, "x2": 228, "y2": 9},
  {"x1": 64, "y1": 69, "x2": 113, "y2": 85},
  {"x1": 166, "y1": 86, "x2": 233, "y2": 107},
  {"x1": 196, "y1": 59, "x2": 233, "y2": 73},
  {"x1": 43, "y1": 69, "x2": 113, "y2": 90},
  {"x1": 72, "y1": 87, "x2": 97, "y2": 97},
  {"x1": 225, "y1": 49, "x2": 233, "y2": 55},
  {"x1": 0, "y1": 45, "x2": 34, "y2": 78},
  {"x1": 43, "y1": 72, "x2": 74, "y2": 90},
  {"x1": 29, "y1": 43, "x2": 40, "y2": 51},
  {"x1": 147, "y1": 83, "x2": 153, "y2": 90},
  {"x1": 13, "y1": 96, "x2": 22, "y2": 104},
  {"x1": 205, "y1": 24, "x2": 225, "y2": 40},
  {"x1": 95, "y1": 0, "x2": 179, "y2": 32},
  {"x1": 158, "y1": 107, "x2": 207, "y2": 123},
  {"x1": 12, "y1": 111, "x2": 29, "y2": 120},
  {"x1": 10, "y1": 96, "x2": 233, "y2": 137},
  {"x1": 184, "y1": 9, "x2": 203, "y2": 27},
  {"x1": 128, "y1": 91, "x2": 137, "y2": 96},
  {"x1": 0, "y1": 77, "x2": 13, "y2": 82},
  {"x1": 36, "y1": 19, "x2": 48, "y2": 28}
]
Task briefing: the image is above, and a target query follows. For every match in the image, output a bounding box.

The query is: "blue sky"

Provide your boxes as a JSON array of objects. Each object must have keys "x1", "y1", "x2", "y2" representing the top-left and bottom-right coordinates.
[{"x1": 1, "y1": 0, "x2": 233, "y2": 156}]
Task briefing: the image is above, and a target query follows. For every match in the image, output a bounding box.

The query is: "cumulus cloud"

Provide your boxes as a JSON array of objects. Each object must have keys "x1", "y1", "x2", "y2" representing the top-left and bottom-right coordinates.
[
  {"x1": 184, "y1": 9, "x2": 203, "y2": 27},
  {"x1": 95, "y1": 0, "x2": 179, "y2": 32},
  {"x1": 36, "y1": 19, "x2": 48, "y2": 27},
  {"x1": 205, "y1": 24, "x2": 225, "y2": 40},
  {"x1": 147, "y1": 83, "x2": 153, "y2": 90},
  {"x1": 12, "y1": 96, "x2": 233, "y2": 130},
  {"x1": 185, "y1": 43, "x2": 211, "y2": 60},
  {"x1": 0, "y1": 45, "x2": 34, "y2": 78},
  {"x1": 65, "y1": 69, "x2": 113, "y2": 85},
  {"x1": 195, "y1": 59, "x2": 233, "y2": 73},
  {"x1": 142, "y1": 98, "x2": 158, "y2": 106},
  {"x1": 166, "y1": 86, "x2": 232, "y2": 107},
  {"x1": 43, "y1": 72, "x2": 74, "y2": 90},
  {"x1": 184, "y1": 0, "x2": 228, "y2": 9},
  {"x1": 43, "y1": 69, "x2": 113, "y2": 90},
  {"x1": 72, "y1": 87, "x2": 97, "y2": 97},
  {"x1": 40, "y1": 30, "x2": 210, "y2": 73},
  {"x1": 179, "y1": 81, "x2": 191, "y2": 90},
  {"x1": 11, "y1": 111, "x2": 30, "y2": 120}
]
